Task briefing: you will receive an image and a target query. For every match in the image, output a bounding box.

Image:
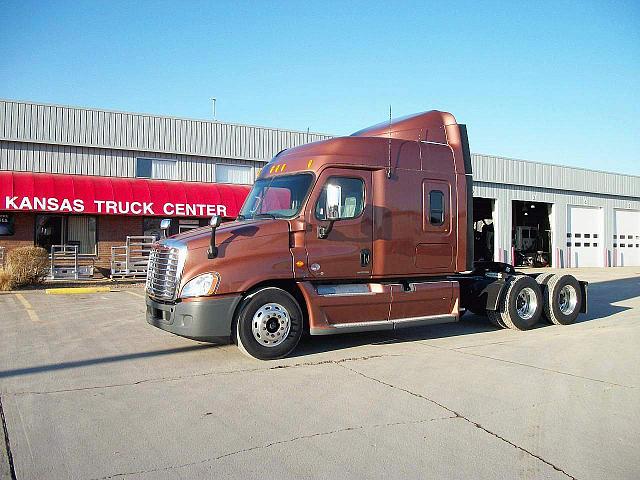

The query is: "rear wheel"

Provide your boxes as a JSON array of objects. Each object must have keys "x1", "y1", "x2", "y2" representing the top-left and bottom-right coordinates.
[
  {"x1": 542, "y1": 274, "x2": 582, "y2": 325},
  {"x1": 535, "y1": 272, "x2": 554, "y2": 287},
  {"x1": 496, "y1": 275, "x2": 543, "y2": 331},
  {"x1": 235, "y1": 287, "x2": 304, "y2": 360},
  {"x1": 487, "y1": 309, "x2": 506, "y2": 328}
]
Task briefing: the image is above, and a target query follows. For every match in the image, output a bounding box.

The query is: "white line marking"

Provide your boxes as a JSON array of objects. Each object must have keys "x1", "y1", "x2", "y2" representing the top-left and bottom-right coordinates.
[
  {"x1": 123, "y1": 290, "x2": 145, "y2": 299},
  {"x1": 15, "y1": 293, "x2": 41, "y2": 323}
]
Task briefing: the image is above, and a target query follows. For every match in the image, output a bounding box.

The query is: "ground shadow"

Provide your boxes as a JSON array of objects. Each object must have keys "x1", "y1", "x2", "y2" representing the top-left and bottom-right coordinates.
[{"x1": 0, "y1": 344, "x2": 216, "y2": 379}]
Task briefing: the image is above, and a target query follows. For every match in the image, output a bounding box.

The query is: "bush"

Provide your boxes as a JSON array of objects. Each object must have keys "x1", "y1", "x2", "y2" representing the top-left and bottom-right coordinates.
[
  {"x1": 6, "y1": 246, "x2": 49, "y2": 288},
  {"x1": 0, "y1": 270, "x2": 14, "y2": 291}
]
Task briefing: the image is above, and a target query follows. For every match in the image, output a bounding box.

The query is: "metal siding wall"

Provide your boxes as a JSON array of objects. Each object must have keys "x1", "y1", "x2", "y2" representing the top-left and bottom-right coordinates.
[
  {"x1": 0, "y1": 140, "x2": 262, "y2": 182},
  {"x1": 0, "y1": 100, "x2": 332, "y2": 163},
  {"x1": 472, "y1": 154, "x2": 640, "y2": 199}
]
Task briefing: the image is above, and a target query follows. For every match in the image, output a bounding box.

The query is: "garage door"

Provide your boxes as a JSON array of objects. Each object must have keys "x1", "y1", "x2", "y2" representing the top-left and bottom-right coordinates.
[
  {"x1": 614, "y1": 209, "x2": 640, "y2": 267},
  {"x1": 567, "y1": 206, "x2": 603, "y2": 267}
]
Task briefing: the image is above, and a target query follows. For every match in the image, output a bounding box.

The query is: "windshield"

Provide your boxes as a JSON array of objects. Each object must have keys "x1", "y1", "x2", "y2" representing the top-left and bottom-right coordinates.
[{"x1": 238, "y1": 173, "x2": 314, "y2": 220}]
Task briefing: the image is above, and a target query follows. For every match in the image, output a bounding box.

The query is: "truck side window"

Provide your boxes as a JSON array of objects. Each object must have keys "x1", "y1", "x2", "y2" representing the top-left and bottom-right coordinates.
[
  {"x1": 429, "y1": 190, "x2": 445, "y2": 225},
  {"x1": 315, "y1": 177, "x2": 365, "y2": 220}
]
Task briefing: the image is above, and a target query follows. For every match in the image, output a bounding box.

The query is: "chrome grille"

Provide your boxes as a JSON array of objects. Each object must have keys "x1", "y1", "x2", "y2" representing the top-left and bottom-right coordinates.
[{"x1": 146, "y1": 245, "x2": 182, "y2": 301}]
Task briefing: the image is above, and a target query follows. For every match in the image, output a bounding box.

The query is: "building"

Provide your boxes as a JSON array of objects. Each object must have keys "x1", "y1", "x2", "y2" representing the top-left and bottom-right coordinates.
[{"x1": 1, "y1": 99, "x2": 639, "y2": 276}]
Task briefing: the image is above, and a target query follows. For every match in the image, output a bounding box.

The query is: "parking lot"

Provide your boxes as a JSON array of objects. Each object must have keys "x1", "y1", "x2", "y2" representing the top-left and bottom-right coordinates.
[{"x1": 0, "y1": 268, "x2": 638, "y2": 479}]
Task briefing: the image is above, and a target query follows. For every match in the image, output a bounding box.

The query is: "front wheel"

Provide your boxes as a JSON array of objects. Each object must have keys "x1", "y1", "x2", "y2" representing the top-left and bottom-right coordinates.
[{"x1": 235, "y1": 287, "x2": 304, "y2": 360}]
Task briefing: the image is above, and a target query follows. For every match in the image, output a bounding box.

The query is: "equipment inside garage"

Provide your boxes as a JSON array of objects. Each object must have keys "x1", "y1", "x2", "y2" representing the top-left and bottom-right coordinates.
[
  {"x1": 472, "y1": 197, "x2": 495, "y2": 262},
  {"x1": 512, "y1": 200, "x2": 553, "y2": 267}
]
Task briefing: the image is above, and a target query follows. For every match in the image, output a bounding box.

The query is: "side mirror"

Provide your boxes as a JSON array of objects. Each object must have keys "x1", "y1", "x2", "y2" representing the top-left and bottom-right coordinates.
[
  {"x1": 325, "y1": 183, "x2": 342, "y2": 221},
  {"x1": 160, "y1": 218, "x2": 172, "y2": 238},
  {"x1": 209, "y1": 215, "x2": 222, "y2": 228},
  {"x1": 318, "y1": 183, "x2": 342, "y2": 239},
  {"x1": 207, "y1": 215, "x2": 222, "y2": 259}
]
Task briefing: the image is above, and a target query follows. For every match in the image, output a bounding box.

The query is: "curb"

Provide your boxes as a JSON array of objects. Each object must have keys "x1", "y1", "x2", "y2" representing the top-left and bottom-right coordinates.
[{"x1": 45, "y1": 287, "x2": 113, "y2": 295}]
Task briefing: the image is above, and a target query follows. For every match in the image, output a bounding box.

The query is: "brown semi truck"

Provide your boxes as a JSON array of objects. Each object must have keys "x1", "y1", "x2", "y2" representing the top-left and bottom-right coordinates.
[{"x1": 145, "y1": 111, "x2": 587, "y2": 360}]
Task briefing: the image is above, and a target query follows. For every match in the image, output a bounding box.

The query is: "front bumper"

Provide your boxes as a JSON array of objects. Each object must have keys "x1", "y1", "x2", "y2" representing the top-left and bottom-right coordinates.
[{"x1": 146, "y1": 293, "x2": 243, "y2": 343}]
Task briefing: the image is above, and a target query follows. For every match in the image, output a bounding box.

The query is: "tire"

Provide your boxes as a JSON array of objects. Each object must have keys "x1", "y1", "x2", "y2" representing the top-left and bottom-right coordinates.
[
  {"x1": 535, "y1": 272, "x2": 554, "y2": 287},
  {"x1": 496, "y1": 275, "x2": 543, "y2": 331},
  {"x1": 487, "y1": 309, "x2": 506, "y2": 328},
  {"x1": 235, "y1": 287, "x2": 304, "y2": 360},
  {"x1": 543, "y1": 274, "x2": 582, "y2": 326}
]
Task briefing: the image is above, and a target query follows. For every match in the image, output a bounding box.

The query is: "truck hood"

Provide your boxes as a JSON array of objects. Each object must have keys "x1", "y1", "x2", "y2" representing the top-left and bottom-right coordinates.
[{"x1": 168, "y1": 218, "x2": 290, "y2": 251}]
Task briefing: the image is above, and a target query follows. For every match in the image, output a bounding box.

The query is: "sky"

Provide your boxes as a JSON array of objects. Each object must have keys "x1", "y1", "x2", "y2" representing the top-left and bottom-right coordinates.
[{"x1": 1, "y1": 0, "x2": 638, "y2": 175}]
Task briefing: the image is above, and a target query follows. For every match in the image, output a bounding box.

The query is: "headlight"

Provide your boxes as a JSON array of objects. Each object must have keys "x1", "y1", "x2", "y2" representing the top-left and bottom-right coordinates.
[{"x1": 180, "y1": 273, "x2": 220, "y2": 298}]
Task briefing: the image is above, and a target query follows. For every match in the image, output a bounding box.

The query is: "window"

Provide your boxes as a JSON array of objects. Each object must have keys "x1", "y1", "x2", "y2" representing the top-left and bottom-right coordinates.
[
  {"x1": 240, "y1": 174, "x2": 314, "y2": 220},
  {"x1": 216, "y1": 164, "x2": 253, "y2": 185},
  {"x1": 143, "y1": 218, "x2": 164, "y2": 240},
  {"x1": 315, "y1": 177, "x2": 365, "y2": 220},
  {"x1": 143, "y1": 218, "x2": 208, "y2": 239},
  {"x1": 136, "y1": 158, "x2": 177, "y2": 180},
  {"x1": 0, "y1": 214, "x2": 15, "y2": 236},
  {"x1": 178, "y1": 219, "x2": 204, "y2": 233},
  {"x1": 35, "y1": 215, "x2": 97, "y2": 255},
  {"x1": 429, "y1": 190, "x2": 445, "y2": 225},
  {"x1": 575, "y1": 242, "x2": 581, "y2": 247}
]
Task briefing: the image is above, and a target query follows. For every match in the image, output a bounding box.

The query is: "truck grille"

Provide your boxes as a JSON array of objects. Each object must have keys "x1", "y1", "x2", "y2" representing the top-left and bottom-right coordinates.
[{"x1": 146, "y1": 245, "x2": 182, "y2": 301}]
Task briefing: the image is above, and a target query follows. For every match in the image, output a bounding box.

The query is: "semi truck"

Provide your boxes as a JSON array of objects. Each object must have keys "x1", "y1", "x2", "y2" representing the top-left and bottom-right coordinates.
[{"x1": 145, "y1": 111, "x2": 587, "y2": 360}]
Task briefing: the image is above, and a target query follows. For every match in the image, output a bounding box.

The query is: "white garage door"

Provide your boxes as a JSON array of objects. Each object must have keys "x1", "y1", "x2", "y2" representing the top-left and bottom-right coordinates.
[
  {"x1": 567, "y1": 206, "x2": 603, "y2": 267},
  {"x1": 614, "y1": 209, "x2": 640, "y2": 267}
]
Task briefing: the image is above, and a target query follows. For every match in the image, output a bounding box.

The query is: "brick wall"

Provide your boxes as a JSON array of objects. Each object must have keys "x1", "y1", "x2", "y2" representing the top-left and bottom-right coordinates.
[
  {"x1": 0, "y1": 212, "x2": 145, "y2": 277},
  {"x1": 95, "y1": 216, "x2": 144, "y2": 274},
  {"x1": 0, "y1": 213, "x2": 36, "y2": 267}
]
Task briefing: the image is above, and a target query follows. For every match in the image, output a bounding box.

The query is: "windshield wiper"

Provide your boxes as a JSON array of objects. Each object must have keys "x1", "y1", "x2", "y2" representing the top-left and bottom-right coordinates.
[
  {"x1": 237, "y1": 214, "x2": 245, "y2": 220},
  {"x1": 254, "y1": 213, "x2": 277, "y2": 219}
]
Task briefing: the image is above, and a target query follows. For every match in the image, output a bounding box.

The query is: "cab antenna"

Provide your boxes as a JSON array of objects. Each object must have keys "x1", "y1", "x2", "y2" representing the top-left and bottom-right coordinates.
[{"x1": 387, "y1": 105, "x2": 392, "y2": 178}]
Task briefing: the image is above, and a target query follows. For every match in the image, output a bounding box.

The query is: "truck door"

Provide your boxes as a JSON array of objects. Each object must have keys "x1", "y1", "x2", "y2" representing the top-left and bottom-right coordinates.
[{"x1": 304, "y1": 169, "x2": 373, "y2": 279}]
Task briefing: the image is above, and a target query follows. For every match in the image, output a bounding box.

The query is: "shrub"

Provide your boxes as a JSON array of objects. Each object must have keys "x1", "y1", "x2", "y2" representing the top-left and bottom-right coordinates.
[
  {"x1": 0, "y1": 270, "x2": 14, "y2": 291},
  {"x1": 6, "y1": 246, "x2": 49, "y2": 288}
]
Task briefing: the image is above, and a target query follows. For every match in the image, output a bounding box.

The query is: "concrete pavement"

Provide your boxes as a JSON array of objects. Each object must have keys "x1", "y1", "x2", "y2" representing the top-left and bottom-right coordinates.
[{"x1": 0, "y1": 268, "x2": 638, "y2": 479}]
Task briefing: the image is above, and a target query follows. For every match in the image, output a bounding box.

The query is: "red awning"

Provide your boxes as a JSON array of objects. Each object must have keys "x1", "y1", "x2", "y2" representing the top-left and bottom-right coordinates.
[{"x1": 0, "y1": 171, "x2": 251, "y2": 218}]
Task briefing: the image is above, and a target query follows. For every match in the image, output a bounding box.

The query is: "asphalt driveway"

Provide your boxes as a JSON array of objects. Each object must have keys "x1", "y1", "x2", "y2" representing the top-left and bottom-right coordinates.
[{"x1": 0, "y1": 268, "x2": 638, "y2": 479}]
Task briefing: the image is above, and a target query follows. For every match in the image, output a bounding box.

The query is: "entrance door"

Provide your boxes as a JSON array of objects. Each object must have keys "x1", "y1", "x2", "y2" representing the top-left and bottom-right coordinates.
[{"x1": 304, "y1": 169, "x2": 373, "y2": 279}]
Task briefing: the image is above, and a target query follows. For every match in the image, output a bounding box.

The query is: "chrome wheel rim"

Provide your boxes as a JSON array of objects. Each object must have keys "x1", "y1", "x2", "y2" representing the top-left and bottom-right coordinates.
[
  {"x1": 516, "y1": 287, "x2": 538, "y2": 320},
  {"x1": 252, "y1": 303, "x2": 291, "y2": 347},
  {"x1": 558, "y1": 285, "x2": 578, "y2": 315}
]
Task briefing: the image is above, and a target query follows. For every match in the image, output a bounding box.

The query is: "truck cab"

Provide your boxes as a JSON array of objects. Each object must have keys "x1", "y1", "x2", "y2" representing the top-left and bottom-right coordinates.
[{"x1": 146, "y1": 110, "x2": 586, "y2": 359}]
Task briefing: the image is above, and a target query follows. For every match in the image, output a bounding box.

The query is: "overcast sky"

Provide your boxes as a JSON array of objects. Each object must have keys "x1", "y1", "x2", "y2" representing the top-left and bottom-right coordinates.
[{"x1": 1, "y1": 0, "x2": 638, "y2": 175}]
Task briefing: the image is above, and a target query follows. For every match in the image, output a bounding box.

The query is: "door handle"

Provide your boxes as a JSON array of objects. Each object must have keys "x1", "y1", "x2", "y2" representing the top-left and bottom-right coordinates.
[{"x1": 360, "y1": 249, "x2": 371, "y2": 267}]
